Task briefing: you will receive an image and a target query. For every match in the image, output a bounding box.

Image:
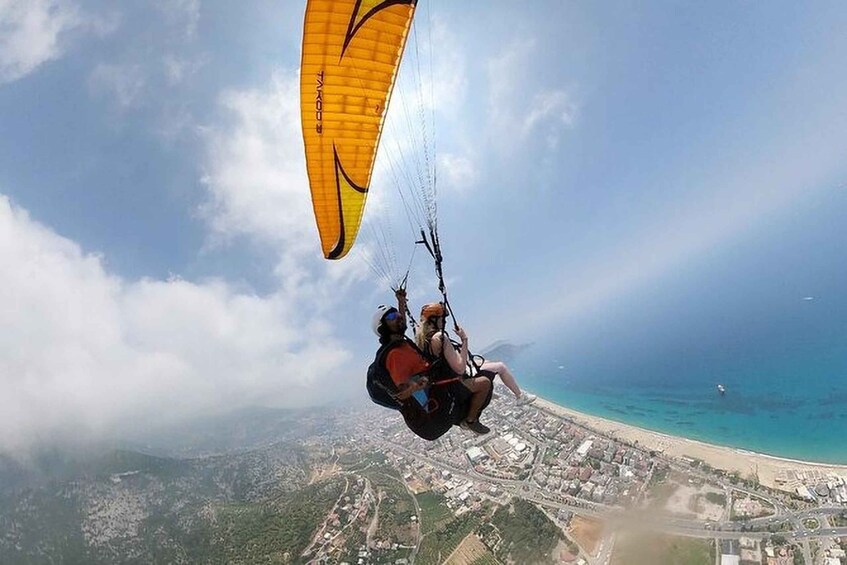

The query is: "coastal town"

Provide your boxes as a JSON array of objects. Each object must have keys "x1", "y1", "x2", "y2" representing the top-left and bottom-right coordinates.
[
  {"x1": 324, "y1": 386, "x2": 847, "y2": 565},
  {"x1": 4, "y1": 395, "x2": 847, "y2": 564}
]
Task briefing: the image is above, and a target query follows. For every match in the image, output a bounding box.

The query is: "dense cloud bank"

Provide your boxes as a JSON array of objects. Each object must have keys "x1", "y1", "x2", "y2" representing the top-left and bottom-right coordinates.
[{"x1": 0, "y1": 196, "x2": 352, "y2": 452}]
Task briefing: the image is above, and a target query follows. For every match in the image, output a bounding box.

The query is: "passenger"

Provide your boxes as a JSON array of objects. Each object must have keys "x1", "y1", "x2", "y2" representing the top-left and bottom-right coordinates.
[
  {"x1": 416, "y1": 302, "x2": 535, "y2": 406},
  {"x1": 415, "y1": 303, "x2": 499, "y2": 434}
]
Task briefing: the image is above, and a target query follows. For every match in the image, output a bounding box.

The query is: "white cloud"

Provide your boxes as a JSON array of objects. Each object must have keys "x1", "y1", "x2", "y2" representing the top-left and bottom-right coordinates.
[
  {"x1": 164, "y1": 55, "x2": 185, "y2": 83},
  {"x1": 521, "y1": 89, "x2": 577, "y2": 149},
  {"x1": 487, "y1": 38, "x2": 535, "y2": 118},
  {"x1": 198, "y1": 70, "x2": 371, "y2": 309},
  {"x1": 78, "y1": 4, "x2": 206, "y2": 127},
  {"x1": 373, "y1": 15, "x2": 475, "y2": 203},
  {"x1": 486, "y1": 37, "x2": 577, "y2": 149},
  {"x1": 0, "y1": 0, "x2": 82, "y2": 83},
  {"x1": 0, "y1": 0, "x2": 117, "y2": 84},
  {"x1": 163, "y1": 53, "x2": 205, "y2": 85},
  {"x1": 0, "y1": 195, "x2": 353, "y2": 453},
  {"x1": 438, "y1": 153, "x2": 477, "y2": 194},
  {"x1": 1, "y1": 65, "x2": 395, "y2": 453},
  {"x1": 155, "y1": 0, "x2": 200, "y2": 39},
  {"x1": 200, "y1": 71, "x2": 314, "y2": 253},
  {"x1": 88, "y1": 62, "x2": 146, "y2": 108},
  {"x1": 413, "y1": 14, "x2": 468, "y2": 118}
]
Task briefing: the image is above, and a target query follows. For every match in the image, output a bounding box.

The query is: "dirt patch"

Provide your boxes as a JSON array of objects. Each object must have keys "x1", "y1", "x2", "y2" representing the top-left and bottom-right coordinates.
[
  {"x1": 568, "y1": 515, "x2": 604, "y2": 555},
  {"x1": 664, "y1": 485, "x2": 724, "y2": 521},
  {"x1": 553, "y1": 539, "x2": 581, "y2": 563},
  {"x1": 308, "y1": 463, "x2": 340, "y2": 485},
  {"x1": 732, "y1": 492, "x2": 775, "y2": 519},
  {"x1": 406, "y1": 478, "x2": 429, "y2": 494},
  {"x1": 443, "y1": 533, "x2": 493, "y2": 565},
  {"x1": 664, "y1": 484, "x2": 698, "y2": 516}
]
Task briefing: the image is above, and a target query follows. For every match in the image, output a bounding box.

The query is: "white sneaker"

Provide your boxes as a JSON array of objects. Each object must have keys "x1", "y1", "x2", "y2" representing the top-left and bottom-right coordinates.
[{"x1": 517, "y1": 393, "x2": 537, "y2": 405}]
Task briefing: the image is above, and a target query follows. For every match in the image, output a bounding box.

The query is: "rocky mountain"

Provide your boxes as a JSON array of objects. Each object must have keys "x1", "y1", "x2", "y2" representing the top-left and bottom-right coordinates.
[{"x1": 478, "y1": 340, "x2": 533, "y2": 363}]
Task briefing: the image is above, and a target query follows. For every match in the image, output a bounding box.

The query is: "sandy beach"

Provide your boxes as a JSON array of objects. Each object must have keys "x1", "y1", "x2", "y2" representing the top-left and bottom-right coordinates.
[{"x1": 534, "y1": 397, "x2": 847, "y2": 491}]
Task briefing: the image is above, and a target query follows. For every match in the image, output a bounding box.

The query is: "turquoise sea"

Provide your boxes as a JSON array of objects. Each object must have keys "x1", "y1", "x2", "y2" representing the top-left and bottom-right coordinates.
[
  {"x1": 508, "y1": 229, "x2": 847, "y2": 464},
  {"x1": 511, "y1": 324, "x2": 847, "y2": 463}
]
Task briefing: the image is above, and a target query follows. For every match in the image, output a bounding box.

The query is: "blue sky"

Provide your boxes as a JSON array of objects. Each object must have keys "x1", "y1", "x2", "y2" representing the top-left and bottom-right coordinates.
[{"x1": 1, "y1": 0, "x2": 846, "y2": 451}]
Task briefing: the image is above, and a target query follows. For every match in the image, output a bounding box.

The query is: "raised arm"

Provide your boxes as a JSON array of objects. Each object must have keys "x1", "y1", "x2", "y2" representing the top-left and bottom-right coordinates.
[
  {"x1": 395, "y1": 288, "x2": 407, "y2": 322},
  {"x1": 431, "y1": 328, "x2": 468, "y2": 376}
]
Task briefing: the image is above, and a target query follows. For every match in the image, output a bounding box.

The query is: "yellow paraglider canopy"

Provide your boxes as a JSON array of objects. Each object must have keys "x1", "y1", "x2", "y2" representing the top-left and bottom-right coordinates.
[{"x1": 300, "y1": 0, "x2": 417, "y2": 259}]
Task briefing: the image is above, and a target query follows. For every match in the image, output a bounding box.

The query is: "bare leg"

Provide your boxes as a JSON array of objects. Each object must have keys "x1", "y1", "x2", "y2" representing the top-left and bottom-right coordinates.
[
  {"x1": 463, "y1": 376, "x2": 492, "y2": 422},
  {"x1": 480, "y1": 360, "x2": 522, "y2": 398}
]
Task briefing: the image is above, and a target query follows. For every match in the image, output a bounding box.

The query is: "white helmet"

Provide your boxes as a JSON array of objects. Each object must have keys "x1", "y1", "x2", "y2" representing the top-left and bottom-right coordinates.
[{"x1": 371, "y1": 304, "x2": 396, "y2": 336}]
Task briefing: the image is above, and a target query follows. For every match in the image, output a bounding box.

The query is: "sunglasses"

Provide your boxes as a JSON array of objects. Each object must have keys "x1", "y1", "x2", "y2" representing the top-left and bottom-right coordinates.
[{"x1": 383, "y1": 311, "x2": 401, "y2": 322}]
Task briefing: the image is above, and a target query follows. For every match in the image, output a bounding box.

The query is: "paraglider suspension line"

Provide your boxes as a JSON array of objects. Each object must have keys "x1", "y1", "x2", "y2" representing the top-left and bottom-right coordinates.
[{"x1": 415, "y1": 227, "x2": 484, "y2": 375}]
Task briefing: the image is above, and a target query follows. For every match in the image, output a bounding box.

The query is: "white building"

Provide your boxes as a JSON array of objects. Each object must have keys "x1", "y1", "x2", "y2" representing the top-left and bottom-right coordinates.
[{"x1": 576, "y1": 440, "x2": 594, "y2": 457}]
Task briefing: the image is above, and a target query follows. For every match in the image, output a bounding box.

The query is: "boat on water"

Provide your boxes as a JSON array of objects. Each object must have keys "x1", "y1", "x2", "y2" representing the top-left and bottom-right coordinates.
[{"x1": 717, "y1": 384, "x2": 726, "y2": 395}]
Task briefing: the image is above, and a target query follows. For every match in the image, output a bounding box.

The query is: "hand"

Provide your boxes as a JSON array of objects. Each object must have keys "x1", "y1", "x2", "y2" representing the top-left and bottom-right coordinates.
[
  {"x1": 402, "y1": 377, "x2": 428, "y2": 394},
  {"x1": 455, "y1": 326, "x2": 467, "y2": 343},
  {"x1": 394, "y1": 288, "x2": 407, "y2": 304}
]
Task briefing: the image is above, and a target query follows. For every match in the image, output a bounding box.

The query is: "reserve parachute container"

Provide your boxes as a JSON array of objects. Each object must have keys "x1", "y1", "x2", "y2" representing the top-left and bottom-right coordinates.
[{"x1": 300, "y1": 0, "x2": 417, "y2": 260}]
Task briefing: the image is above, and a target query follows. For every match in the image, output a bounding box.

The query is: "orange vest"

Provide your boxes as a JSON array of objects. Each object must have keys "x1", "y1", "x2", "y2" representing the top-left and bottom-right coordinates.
[{"x1": 385, "y1": 342, "x2": 431, "y2": 387}]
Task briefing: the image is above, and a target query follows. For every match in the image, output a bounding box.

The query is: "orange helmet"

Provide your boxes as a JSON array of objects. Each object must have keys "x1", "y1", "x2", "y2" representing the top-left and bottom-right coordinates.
[{"x1": 420, "y1": 302, "x2": 447, "y2": 320}]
